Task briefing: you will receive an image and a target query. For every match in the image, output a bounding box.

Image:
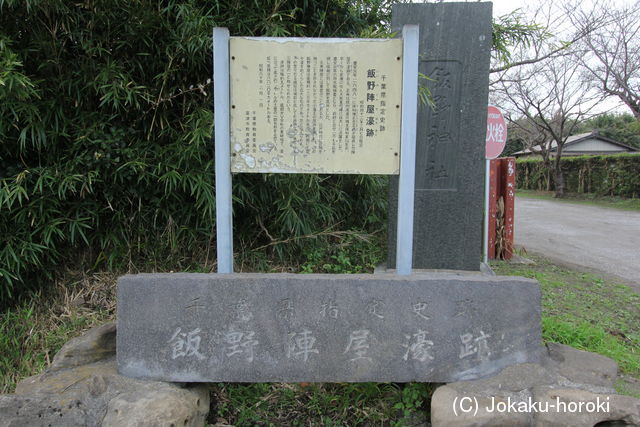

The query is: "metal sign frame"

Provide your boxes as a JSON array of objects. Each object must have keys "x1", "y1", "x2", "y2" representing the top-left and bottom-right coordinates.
[{"x1": 213, "y1": 25, "x2": 419, "y2": 275}]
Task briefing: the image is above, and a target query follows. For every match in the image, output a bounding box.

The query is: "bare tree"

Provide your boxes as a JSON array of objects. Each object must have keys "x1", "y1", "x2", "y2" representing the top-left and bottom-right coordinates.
[
  {"x1": 568, "y1": 1, "x2": 640, "y2": 119},
  {"x1": 489, "y1": 2, "x2": 602, "y2": 84},
  {"x1": 493, "y1": 51, "x2": 604, "y2": 196}
]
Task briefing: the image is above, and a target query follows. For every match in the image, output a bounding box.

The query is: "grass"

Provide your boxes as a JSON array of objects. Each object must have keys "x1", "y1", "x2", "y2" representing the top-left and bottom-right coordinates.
[
  {"x1": 0, "y1": 271, "x2": 117, "y2": 393},
  {"x1": 1, "y1": 249, "x2": 638, "y2": 423},
  {"x1": 492, "y1": 252, "x2": 640, "y2": 396},
  {"x1": 212, "y1": 382, "x2": 435, "y2": 426},
  {"x1": 517, "y1": 189, "x2": 640, "y2": 211}
]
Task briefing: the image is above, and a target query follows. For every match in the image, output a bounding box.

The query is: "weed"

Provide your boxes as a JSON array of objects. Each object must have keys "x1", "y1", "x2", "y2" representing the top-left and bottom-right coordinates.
[
  {"x1": 213, "y1": 382, "x2": 433, "y2": 426},
  {"x1": 0, "y1": 271, "x2": 116, "y2": 393},
  {"x1": 493, "y1": 253, "x2": 640, "y2": 382},
  {"x1": 542, "y1": 317, "x2": 639, "y2": 375},
  {"x1": 299, "y1": 233, "x2": 385, "y2": 274},
  {"x1": 393, "y1": 383, "x2": 436, "y2": 420}
]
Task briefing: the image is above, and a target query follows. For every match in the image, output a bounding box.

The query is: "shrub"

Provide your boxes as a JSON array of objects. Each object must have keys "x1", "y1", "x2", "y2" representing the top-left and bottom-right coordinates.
[
  {"x1": 517, "y1": 154, "x2": 640, "y2": 198},
  {"x1": 0, "y1": 0, "x2": 392, "y2": 303}
]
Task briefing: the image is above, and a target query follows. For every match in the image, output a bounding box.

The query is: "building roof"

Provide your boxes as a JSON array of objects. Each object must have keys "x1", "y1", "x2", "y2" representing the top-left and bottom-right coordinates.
[{"x1": 513, "y1": 131, "x2": 639, "y2": 156}]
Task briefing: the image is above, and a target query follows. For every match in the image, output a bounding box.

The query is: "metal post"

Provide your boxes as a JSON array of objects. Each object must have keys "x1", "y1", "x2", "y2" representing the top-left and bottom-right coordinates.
[
  {"x1": 213, "y1": 28, "x2": 233, "y2": 273},
  {"x1": 396, "y1": 25, "x2": 419, "y2": 276},
  {"x1": 483, "y1": 158, "x2": 490, "y2": 264}
]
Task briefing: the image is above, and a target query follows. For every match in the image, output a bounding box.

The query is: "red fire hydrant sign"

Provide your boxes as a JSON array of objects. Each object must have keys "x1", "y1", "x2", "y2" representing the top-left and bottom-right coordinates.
[{"x1": 486, "y1": 105, "x2": 507, "y2": 159}]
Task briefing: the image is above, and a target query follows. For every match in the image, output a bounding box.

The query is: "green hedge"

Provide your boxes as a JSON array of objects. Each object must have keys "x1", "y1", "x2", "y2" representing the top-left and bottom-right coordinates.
[{"x1": 517, "y1": 154, "x2": 640, "y2": 197}]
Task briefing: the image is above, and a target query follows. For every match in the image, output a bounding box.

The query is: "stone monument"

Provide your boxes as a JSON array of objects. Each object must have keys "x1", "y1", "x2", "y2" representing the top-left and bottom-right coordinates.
[
  {"x1": 117, "y1": 7, "x2": 542, "y2": 385},
  {"x1": 118, "y1": 273, "x2": 541, "y2": 382},
  {"x1": 387, "y1": 3, "x2": 493, "y2": 271}
]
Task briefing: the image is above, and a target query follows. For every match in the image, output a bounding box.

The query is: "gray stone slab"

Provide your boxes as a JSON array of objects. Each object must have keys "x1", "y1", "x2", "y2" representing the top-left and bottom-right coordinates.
[
  {"x1": 117, "y1": 273, "x2": 541, "y2": 383},
  {"x1": 387, "y1": 3, "x2": 493, "y2": 270}
]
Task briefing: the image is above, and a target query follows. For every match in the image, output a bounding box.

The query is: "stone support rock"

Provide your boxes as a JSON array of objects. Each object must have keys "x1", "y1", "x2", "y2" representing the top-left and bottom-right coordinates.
[
  {"x1": 0, "y1": 323, "x2": 210, "y2": 427},
  {"x1": 431, "y1": 343, "x2": 640, "y2": 426}
]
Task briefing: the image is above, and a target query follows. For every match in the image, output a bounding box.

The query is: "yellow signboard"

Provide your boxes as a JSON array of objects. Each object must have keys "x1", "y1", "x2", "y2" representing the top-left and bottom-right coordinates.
[{"x1": 229, "y1": 37, "x2": 403, "y2": 174}]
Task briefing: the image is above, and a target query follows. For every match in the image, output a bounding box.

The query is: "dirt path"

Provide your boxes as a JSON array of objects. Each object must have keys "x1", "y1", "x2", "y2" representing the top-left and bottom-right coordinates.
[{"x1": 515, "y1": 197, "x2": 640, "y2": 289}]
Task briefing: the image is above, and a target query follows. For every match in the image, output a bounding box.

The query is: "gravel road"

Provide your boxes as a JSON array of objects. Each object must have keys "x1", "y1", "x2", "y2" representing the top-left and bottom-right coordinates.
[{"x1": 514, "y1": 197, "x2": 640, "y2": 287}]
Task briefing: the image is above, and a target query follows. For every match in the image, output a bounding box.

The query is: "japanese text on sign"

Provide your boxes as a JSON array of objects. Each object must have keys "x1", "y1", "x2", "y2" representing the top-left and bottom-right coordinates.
[{"x1": 229, "y1": 37, "x2": 403, "y2": 174}]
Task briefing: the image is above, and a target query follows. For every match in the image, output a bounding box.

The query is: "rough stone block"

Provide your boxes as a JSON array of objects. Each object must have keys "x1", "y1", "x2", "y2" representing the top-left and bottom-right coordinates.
[
  {"x1": 429, "y1": 343, "x2": 638, "y2": 427},
  {"x1": 4, "y1": 323, "x2": 209, "y2": 427},
  {"x1": 50, "y1": 322, "x2": 116, "y2": 371},
  {"x1": 531, "y1": 386, "x2": 640, "y2": 426},
  {"x1": 543, "y1": 342, "x2": 619, "y2": 389},
  {"x1": 117, "y1": 273, "x2": 542, "y2": 383}
]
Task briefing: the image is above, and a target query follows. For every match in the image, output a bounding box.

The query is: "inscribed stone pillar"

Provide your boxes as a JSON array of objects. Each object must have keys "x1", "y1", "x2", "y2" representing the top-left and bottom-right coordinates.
[{"x1": 387, "y1": 3, "x2": 493, "y2": 270}]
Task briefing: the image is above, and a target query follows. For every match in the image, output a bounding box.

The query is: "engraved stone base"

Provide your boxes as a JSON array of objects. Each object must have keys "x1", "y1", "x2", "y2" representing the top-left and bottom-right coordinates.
[{"x1": 117, "y1": 273, "x2": 541, "y2": 383}]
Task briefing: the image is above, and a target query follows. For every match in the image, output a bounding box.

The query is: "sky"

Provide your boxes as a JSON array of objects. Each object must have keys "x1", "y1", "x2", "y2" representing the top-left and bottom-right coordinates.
[
  {"x1": 486, "y1": 0, "x2": 633, "y2": 115},
  {"x1": 489, "y1": 0, "x2": 530, "y2": 17},
  {"x1": 484, "y1": 0, "x2": 635, "y2": 17},
  {"x1": 409, "y1": 0, "x2": 637, "y2": 116}
]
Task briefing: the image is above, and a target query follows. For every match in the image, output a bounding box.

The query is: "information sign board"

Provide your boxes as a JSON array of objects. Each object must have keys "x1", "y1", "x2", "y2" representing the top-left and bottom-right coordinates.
[{"x1": 229, "y1": 37, "x2": 403, "y2": 174}]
